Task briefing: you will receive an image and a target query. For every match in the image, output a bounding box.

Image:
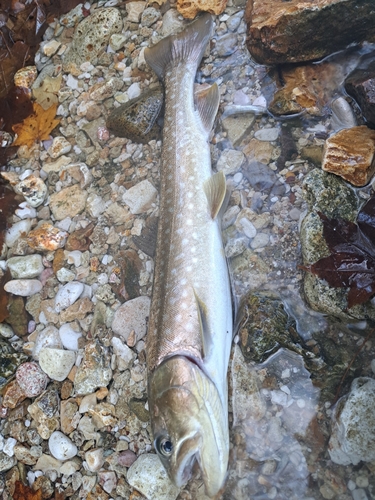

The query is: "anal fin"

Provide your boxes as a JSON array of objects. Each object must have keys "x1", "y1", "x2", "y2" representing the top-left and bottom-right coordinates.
[
  {"x1": 204, "y1": 170, "x2": 227, "y2": 219},
  {"x1": 194, "y1": 83, "x2": 220, "y2": 134}
]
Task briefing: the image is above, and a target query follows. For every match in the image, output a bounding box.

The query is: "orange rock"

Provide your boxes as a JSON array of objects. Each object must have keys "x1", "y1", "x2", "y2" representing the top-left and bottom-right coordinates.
[
  {"x1": 2, "y1": 379, "x2": 27, "y2": 409},
  {"x1": 245, "y1": 0, "x2": 375, "y2": 65},
  {"x1": 322, "y1": 126, "x2": 375, "y2": 186},
  {"x1": 27, "y1": 222, "x2": 68, "y2": 251},
  {"x1": 177, "y1": 0, "x2": 227, "y2": 19}
]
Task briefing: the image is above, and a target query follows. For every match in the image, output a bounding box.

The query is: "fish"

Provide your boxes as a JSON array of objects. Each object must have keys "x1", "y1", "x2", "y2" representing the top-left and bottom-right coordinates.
[{"x1": 144, "y1": 13, "x2": 233, "y2": 498}]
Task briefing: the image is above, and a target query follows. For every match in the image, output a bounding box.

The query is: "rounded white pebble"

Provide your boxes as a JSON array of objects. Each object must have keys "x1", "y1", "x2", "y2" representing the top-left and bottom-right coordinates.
[
  {"x1": 59, "y1": 323, "x2": 82, "y2": 351},
  {"x1": 85, "y1": 448, "x2": 104, "y2": 472},
  {"x1": 55, "y1": 281, "x2": 84, "y2": 312},
  {"x1": 7, "y1": 254, "x2": 44, "y2": 279},
  {"x1": 49, "y1": 431, "x2": 77, "y2": 461},
  {"x1": 5, "y1": 219, "x2": 32, "y2": 247},
  {"x1": 4, "y1": 279, "x2": 42, "y2": 296}
]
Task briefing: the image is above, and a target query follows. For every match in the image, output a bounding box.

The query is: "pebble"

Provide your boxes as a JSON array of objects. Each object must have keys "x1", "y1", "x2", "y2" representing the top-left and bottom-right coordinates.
[
  {"x1": 16, "y1": 362, "x2": 48, "y2": 397},
  {"x1": 49, "y1": 184, "x2": 88, "y2": 220},
  {"x1": 112, "y1": 296, "x2": 151, "y2": 343},
  {"x1": 161, "y1": 9, "x2": 185, "y2": 37},
  {"x1": 250, "y1": 232, "x2": 270, "y2": 249},
  {"x1": 33, "y1": 325, "x2": 63, "y2": 359},
  {"x1": 86, "y1": 193, "x2": 106, "y2": 218},
  {"x1": 217, "y1": 149, "x2": 245, "y2": 175},
  {"x1": 79, "y1": 393, "x2": 97, "y2": 413},
  {"x1": 26, "y1": 222, "x2": 68, "y2": 251},
  {"x1": 0, "y1": 324, "x2": 14, "y2": 339},
  {"x1": 3, "y1": 438, "x2": 17, "y2": 457},
  {"x1": 215, "y1": 32, "x2": 238, "y2": 57},
  {"x1": 74, "y1": 341, "x2": 112, "y2": 394},
  {"x1": 4, "y1": 279, "x2": 43, "y2": 297},
  {"x1": 16, "y1": 175, "x2": 48, "y2": 207},
  {"x1": 118, "y1": 449, "x2": 137, "y2": 467},
  {"x1": 236, "y1": 216, "x2": 257, "y2": 239},
  {"x1": 122, "y1": 180, "x2": 158, "y2": 214},
  {"x1": 254, "y1": 127, "x2": 280, "y2": 141},
  {"x1": 48, "y1": 431, "x2": 77, "y2": 461},
  {"x1": 0, "y1": 451, "x2": 16, "y2": 472},
  {"x1": 5, "y1": 219, "x2": 32, "y2": 247},
  {"x1": 141, "y1": 7, "x2": 161, "y2": 27},
  {"x1": 126, "y1": 1, "x2": 146, "y2": 23},
  {"x1": 111, "y1": 337, "x2": 135, "y2": 370},
  {"x1": 7, "y1": 254, "x2": 43, "y2": 279},
  {"x1": 85, "y1": 448, "x2": 104, "y2": 472},
  {"x1": 352, "y1": 490, "x2": 369, "y2": 500},
  {"x1": 59, "y1": 323, "x2": 82, "y2": 350},
  {"x1": 329, "y1": 377, "x2": 375, "y2": 465},
  {"x1": 48, "y1": 136, "x2": 72, "y2": 158},
  {"x1": 127, "y1": 454, "x2": 180, "y2": 500},
  {"x1": 39, "y1": 348, "x2": 76, "y2": 381},
  {"x1": 55, "y1": 281, "x2": 84, "y2": 312},
  {"x1": 127, "y1": 82, "x2": 141, "y2": 100},
  {"x1": 15, "y1": 202, "x2": 37, "y2": 219},
  {"x1": 56, "y1": 267, "x2": 76, "y2": 282}
]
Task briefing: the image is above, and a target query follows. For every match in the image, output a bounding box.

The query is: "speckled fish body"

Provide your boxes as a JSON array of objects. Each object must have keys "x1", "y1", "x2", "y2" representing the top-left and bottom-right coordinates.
[{"x1": 144, "y1": 14, "x2": 232, "y2": 498}]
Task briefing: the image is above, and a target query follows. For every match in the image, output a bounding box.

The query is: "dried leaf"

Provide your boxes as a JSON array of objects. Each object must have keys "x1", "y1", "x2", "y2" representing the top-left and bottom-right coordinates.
[
  {"x1": 12, "y1": 102, "x2": 60, "y2": 147},
  {"x1": 302, "y1": 196, "x2": 375, "y2": 308},
  {"x1": 65, "y1": 222, "x2": 95, "y2": 251},
  {"x1": 0, "y1": 85, "x2": 33, "y2": 133},
  {"x1": 0, "y1": 41, "x2": 30, "y2": 100},
  {"x1": 13, "y1": 480, "x2": 42, "y2": 500},
  {"x1": 0, "y1": 270, "x2": 11, "y2": 323},
  {"x1": 33, "y1": 73, "x2": 62, "y2": 110}
]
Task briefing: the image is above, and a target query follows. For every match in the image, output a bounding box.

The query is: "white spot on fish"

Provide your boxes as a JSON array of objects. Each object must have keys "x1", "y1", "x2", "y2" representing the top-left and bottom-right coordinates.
[
  {"x1": 187, "y1": 192, "x2": 193, "y2": 199},
  {"x1": 187, "y1": 219, "x2": 193, "y2": 225},
  {"x1": 182, "y1": 238, "x2": 189, "y2": 245}
]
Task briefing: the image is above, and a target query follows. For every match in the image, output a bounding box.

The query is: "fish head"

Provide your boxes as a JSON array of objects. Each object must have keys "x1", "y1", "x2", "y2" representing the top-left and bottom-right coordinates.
[{"x1": 149, "y1": 356, "x2": 228, "y2": 498}]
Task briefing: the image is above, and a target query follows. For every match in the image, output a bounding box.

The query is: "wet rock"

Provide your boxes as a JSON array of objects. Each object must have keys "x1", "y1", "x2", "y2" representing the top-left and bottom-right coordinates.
[
  {"x1": 122, "y1": 180, "x2": 158, "y2": 215},
  {"x1": 63, "y1": 8, "x2": 123, "y2": 70},
  {"x1": 345, "y1": 60, "x2": 375, "y2": 128},
  {"x1": 222, "y1": 114, "x2": 255, "y2": 146},
  {"x1": 26, "y1": 222, "x2": 68, "y2": 251},
  {"x1": 254, "y1": 127, "x2": 279, "y2": 142},
  {"x1": 177, "y1": 0, "x2": 227, "y2": 19},
  {"x1": 111, "y1": 337, "x2": 135, "y2": 370},
  {"x1": 39, "y1": 348, "x2": 76, "y2": 381},
  {"x1": 60, "y1": 399, "x2": 78, "y2": 435},
  {"x1": 242, "y1": 161, "x2": 278, "y2": 191},
  {"x1": 16, "y1": 362, "x2": 48, "y2": 397},
  {"x1": 112, "y1": 296, "x2": 151, "y2": 343},
  {"x1": 59, "y1": 323, "x2": 82, "y2": 351},
  {"x1": 161, "y1": 9, "x2": 186, "y2": 37},
  {"x1": 2, "y1": 379, "x2": 27, "y2": 408},
  {"x1": 74, "y1": 341, "x2": 112, "y2": 395},
  {"x1": 0, "y1": 340, "x2": 28, "y2": 388},
  {"x1": 330, "y1": 96, "x2": 357, "y2": 130},
  {"x1": 217, "y1": 149, "x2": 245, "y2": 175},
  {"x1": 14, "y1": 443, "x2": 42, "y2": 465},
  {"x1": 4, "y1": 279, "x2": 42, "y2": 297},
  {"x1": 7, "y1": 255, "x2": 43, "y2": 279},
  {"x1": 129, "y1": 398, "x2": 149, "y2": 422},
  {"x1": 107, "y1": 88, "x2": 163, "y2": 144},
  {"x1": 49, "y1": 184, "x2": 88, "y2": 220},
  {"x1": 118, "y1": 449, "x2": 137, "y2": 467},
  {"x1": 322, "y1": 126, "x2": 375, "y2": 186},
  {"x1": 34, "y1": 453, "x2": 62, "y2": 473},
  {"x1": 49, "y1": 431, "x2": 78, "y2": 461},
  {"x1": 245, "y1": 0, "x2": 375, "y2": 65},
  {"x1": 0, "y1": 323, "x2": 14, "y2": 339},
  {"x1": 127, "y1": 453, "x2": 180, "y2": 500},
  {"x1": 301, "y1": 169, "x2": 375, "y2": 320},
  {"x1": 329, "y1": 377, "x2": 375, "y2": 465},
  {"x1": 85, "y1": 448, "x2": 105, "y2": 472},
  {"x1": 15, "y1": 175, "x2": 47, "y2": 207},
  {"x1": 89, "y1": 77, "x2": 123, "y2": 102},
  {"x1": 7, "y1": 295, "x2": 28, "y2": 337}
]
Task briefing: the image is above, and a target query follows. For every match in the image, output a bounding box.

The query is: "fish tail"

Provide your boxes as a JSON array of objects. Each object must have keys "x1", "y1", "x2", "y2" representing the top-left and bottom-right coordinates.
[{"x1": 144, "y1": 13, "x2": 214, "y2": 81}]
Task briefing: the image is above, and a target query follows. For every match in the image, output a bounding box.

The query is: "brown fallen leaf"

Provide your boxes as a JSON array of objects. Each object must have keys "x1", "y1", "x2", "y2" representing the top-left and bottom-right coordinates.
[
  {"x1": 0, "y1": 270, "x2": 11, "y2": 323},
  {"x1": 12, "y1": 102, "x2": 60, "y2": 147},
  {"x1": 33, "y1": 73, "x2": 63, "y2": 110},
  {"x1": 13, "y1": 480, "x2": 42, "y2": 500}
]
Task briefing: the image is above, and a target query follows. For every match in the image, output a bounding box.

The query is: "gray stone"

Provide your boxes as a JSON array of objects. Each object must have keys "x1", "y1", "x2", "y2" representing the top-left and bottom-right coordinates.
[
  {"x1": 215, "y1": 33, "x2": 238, "y2": 57},
  {"x1": 217, "y1": 149, "x2": 245, "y2": 175},
  {"x1": 0, "y1": 451, "x2": 16, "y2": 472},
  {"x1": 254, "y1": 127, "x2": 279, "y2": 142},
  {"x1": 161, "y1": 9, "x2": 186, "y2": 37},
  {"x1": 329, "y1": 377, "x2": 375, "y2": 465},
  {"x1": 4, "y1": 279, "x2": 42, "y2": 297},
  {"x1": 127, "y1": 454, "x2": 180, "y2": 500},
  {"x1": 122, "y1": 180, "x2": 158, "y2": 214},
  {"x1": 126, "y1": 1, "x2": 146, "y2": 23},
  {"x1": 222, "y1": 114, "x2": 255, "y2": 146},
  {"x1": 141, "y1": 7, "x2": 161, "y2": 27},
  {"x1": 74, "y1": 341, "x2": 112, "y2": 394},
  {"x1": 39, "y1": 348, "x2": 76, "y2": 381}
]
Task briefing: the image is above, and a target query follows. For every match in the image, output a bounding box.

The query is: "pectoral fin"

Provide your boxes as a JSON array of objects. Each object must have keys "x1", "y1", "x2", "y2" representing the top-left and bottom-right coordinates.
[
  {"x1": 194, "y1": 83, "x2": 220, "y2": 134},
  {"x1": 193, "y1": 289, "x2": 211, "y2": 359},
  {"x1": 204, "y1": 171, "x2": 227, "y2": 219}
]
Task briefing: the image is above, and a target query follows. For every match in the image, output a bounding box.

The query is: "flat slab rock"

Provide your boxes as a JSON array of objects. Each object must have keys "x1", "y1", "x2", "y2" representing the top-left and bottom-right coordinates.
[
  {"x1": 245, "y1": 0, "x2": 375, "y2": 64},
  {"x1": 322, "y1": 125, "x2": 375, "y2": 186}
]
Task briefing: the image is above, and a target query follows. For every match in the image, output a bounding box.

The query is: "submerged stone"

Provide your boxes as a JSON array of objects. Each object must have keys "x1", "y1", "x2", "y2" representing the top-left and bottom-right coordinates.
[
  {"x1": 245, "y1": 0, "x2": 375, "y2": 65},
  {"x1": 107, "y1": 88, "x2": 163, "y2": 144},
  {"x1": 0, "y1": 340, "x2": 28, "y2": 388},
  {"x1": 345, "y1": 59, "x2": 375, "y2": 128}
]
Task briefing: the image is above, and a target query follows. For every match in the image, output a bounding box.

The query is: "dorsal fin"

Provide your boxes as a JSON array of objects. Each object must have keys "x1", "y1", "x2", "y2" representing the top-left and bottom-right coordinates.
[
  {"x1": 193, "y1": 289, "x2": 211, "y2": 359},
  {"x1": 204, "y1": 171, "x2": 227, "y2": 219},
  {"x1": 194, "y1": 83, "x2": 220, "y2": 134}
]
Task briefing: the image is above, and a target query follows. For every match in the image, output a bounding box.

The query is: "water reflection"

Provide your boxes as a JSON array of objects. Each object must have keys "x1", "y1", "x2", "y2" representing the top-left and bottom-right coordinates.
[{"x1": 229, "y1": 346, "x2": 320, "y2": 500}]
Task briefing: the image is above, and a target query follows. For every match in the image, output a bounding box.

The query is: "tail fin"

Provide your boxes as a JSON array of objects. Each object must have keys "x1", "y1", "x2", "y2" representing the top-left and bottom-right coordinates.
[{"x1": 144, "y1": 13, "x2": 214, "y2": 81}]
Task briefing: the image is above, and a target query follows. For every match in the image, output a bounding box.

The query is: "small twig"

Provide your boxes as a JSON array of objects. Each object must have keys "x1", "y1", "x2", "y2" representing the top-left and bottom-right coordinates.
[{"x1": 333, "y1": 326, "x2": 375, "y2": 404}]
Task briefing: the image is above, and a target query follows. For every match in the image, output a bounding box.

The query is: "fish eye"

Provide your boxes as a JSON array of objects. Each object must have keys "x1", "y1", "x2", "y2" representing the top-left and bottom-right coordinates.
[{"x1": 156, "y1": 436, "x2": 173, "y2": 457}]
